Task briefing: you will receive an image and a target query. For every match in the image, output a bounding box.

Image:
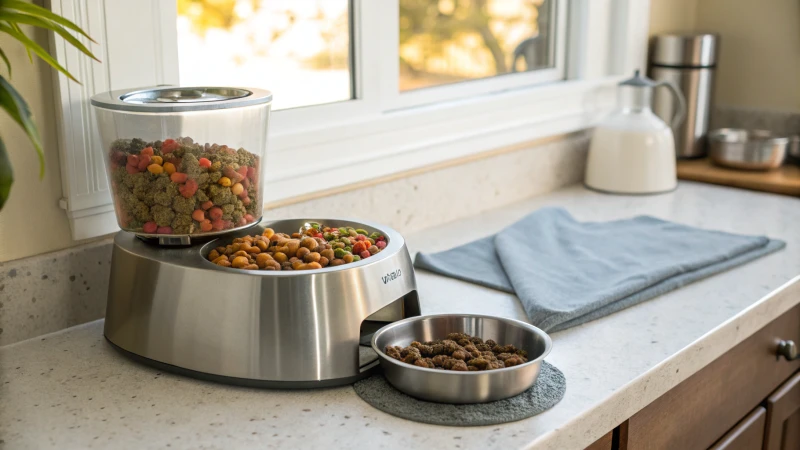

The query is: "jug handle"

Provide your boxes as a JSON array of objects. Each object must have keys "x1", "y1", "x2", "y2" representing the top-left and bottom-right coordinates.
[{"x1": 656, "y1": 80, "x2": 686, "y2": 129}]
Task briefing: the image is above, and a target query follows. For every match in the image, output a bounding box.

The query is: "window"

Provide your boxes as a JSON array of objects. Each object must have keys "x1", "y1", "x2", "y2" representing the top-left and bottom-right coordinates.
[
  {"x1": 50, "y1": 0, "x2": 649, "y2": 240},
  {"x1": 399, "y1": 0, "x2": 557, "y2": 91},
  {"x1": 176, "y1": 0, "x2": 353, "y2": 110}
]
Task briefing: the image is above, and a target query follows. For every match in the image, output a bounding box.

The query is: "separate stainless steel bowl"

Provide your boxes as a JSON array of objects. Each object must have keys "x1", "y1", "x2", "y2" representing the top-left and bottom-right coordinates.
[
  {"x1": 708, "y1": 128, "x2": 788, "y2": 170},
  {"x1": 371, "y1": 314, "x2": 552, "y2": 404}
]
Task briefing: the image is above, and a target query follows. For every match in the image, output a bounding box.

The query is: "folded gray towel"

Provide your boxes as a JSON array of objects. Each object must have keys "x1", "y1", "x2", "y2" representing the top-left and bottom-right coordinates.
[{"x1": 414, "y1": 208, "x2": 785, "y2": 332}]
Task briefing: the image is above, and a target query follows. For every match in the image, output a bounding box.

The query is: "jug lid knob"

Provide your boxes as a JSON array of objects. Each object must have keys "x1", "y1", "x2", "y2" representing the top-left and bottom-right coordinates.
[{"x1": 619, "y1": 69, "x2": 658, "y2": 88}]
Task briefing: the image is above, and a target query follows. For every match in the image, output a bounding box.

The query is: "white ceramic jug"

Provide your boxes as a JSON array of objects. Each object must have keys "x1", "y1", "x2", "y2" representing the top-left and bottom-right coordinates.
[{"x1": 585, "y1": 70, "x2": 686, "y2": 194}]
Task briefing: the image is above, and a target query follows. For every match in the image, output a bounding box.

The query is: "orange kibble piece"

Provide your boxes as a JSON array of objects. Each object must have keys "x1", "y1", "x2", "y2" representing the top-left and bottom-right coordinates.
[
  {"x1": 147, "y1": 164, "x2": 164, "y2": 175},
  {"x1": 163, "y1": 162, "x2": 176, "y2": 175},
  {"x1": 304, "y1": 262, "x2": 322, "y2": 270},
  {"x1": 272, "y1": 252, "x2": 288, "y2": 264},
  {"x1": 231, "y1": 183, "x2": 244, "y2": 196},
  {"x1": 262, "y1": 228, "x2": 275, "y2": 239},
  {"x1": 218, "y1": 176, "x2": 232, "y2": 187},
  {"x1": 231, "y1": 256, "x2": 249, "y2": 268},
  {"x1": 150, "y1": 155, "x2": 163, "y2": 165}
]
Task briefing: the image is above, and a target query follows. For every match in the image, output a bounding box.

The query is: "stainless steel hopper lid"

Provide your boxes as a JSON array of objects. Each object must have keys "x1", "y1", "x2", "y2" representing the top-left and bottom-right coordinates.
[{"x1": 90, "y1": 86, "x2": 272, "y2": 113}]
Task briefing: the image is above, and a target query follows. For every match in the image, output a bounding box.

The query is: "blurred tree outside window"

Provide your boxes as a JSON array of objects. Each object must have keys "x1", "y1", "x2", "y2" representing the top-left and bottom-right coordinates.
[
  {"x1": 176, "y1": 0, "x2": 351, "y2": 110},
  {"x1": 399, "y1": 0, "x2": 553, "y2": 91}
]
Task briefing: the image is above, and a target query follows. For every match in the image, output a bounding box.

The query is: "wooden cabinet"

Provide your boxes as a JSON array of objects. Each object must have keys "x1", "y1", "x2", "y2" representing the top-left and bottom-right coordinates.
[
  {"x1": 616, "y1": 303, "x2": 800, "y2": 450},
  {"x1": 624, "y1": 304, "x2": 800, "y2": 450},
  {"x1": 585, "y1": 431, "x2": 612, "y2": 450},
  {"x1": 764, "y1": 372, "x2": 800, "y2": 450},
  {"x1": 708, "y1": 407, "x2": 766, "y2": 450}
]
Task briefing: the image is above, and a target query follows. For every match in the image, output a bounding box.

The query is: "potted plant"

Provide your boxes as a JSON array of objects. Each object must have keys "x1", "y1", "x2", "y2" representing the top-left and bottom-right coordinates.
[{"x1": 0, "y1": 0, "x2": 98, "y2": 210}]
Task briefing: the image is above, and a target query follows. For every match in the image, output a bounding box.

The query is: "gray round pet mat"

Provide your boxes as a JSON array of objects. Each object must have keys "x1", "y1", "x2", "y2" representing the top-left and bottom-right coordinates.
[{"x1": 353, "y1": 361, "x2": 565, "y2": 426}]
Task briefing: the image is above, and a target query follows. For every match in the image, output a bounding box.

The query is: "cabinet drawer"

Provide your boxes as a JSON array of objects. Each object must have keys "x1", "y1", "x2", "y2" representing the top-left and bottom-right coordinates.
[
  {"x1": 708, "y1": 407, "x2": 766, "y2": 450},
  {"x1": 626, "y1": 302, "x2": 800, "y2": 450}
]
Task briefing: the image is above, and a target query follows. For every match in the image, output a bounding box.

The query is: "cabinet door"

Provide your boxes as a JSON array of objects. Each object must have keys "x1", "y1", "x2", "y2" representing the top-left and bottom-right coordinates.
[
  {"x1": 764, "y1": 372, "x2": 800, "y2": 450},
  {"x1": 585, "y1": 431, "x2": 612, "y2": 450},
  {"x1": 708, "y1": 407, "x2": 766, "y2": 450}
]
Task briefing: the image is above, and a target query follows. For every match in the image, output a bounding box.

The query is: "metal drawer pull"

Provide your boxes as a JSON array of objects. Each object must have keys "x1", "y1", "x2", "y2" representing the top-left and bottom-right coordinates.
[{"x1": 777, "y1": 340, "x2": 798, "y2": 361}]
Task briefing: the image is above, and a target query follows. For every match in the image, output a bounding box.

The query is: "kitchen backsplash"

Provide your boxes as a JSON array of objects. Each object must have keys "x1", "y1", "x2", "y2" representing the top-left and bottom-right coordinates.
[{"x1": 0, "y1": 131, "x2": 590, "y2": 346}]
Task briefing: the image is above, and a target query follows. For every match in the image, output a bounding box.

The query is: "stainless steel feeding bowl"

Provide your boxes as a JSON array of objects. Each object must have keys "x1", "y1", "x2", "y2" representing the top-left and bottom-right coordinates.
[
  {"x1": 372, "y1": 314, "x2": 552, "y2": 404},
  {"x1": 708, "y1": 128, "x2": 788, "y2": 170}
]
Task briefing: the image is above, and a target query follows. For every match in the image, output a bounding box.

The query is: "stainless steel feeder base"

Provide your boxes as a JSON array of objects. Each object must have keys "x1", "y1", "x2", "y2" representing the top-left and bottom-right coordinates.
[{"x1": 104, "y1": 219, "x2": 420, "y2": 388}]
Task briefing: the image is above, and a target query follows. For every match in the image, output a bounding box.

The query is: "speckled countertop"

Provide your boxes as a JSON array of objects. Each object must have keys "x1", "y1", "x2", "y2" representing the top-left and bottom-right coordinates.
[{"x1": 2, "y1": 182, "x2": 799, "y2": 450}]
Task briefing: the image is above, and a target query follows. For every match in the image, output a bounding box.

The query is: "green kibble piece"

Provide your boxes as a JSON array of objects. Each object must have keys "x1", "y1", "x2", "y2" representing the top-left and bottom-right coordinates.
[
  {"x1": 369, "y1": 232, "x2": 380, "y2": 239},
  {"x1": 349, "y1": 229, "x2": 358, "y2": 237},
  {"x1": 334, "y1": 242, "x2": 345, "y2": 249},
  {"x1": 311, "y1": 223, "x2": 320, "y2": 230},
  {"x1": 367, "y1": 238, "x2": 375, "y2": 245},
  {"x1": 340, "y1": 237, "x2": 351, "y2": 245},
  {"x1": 323, "y1": 232, "x2": 334, "y2": 241},
  {"x1": 334, "y1": 248, "x2": 347, "y2": 258},
  {"x1": 355, "y1": 228, "x2": 368, "y2": 236},
  {"x1": 352, "y1": 255, "x2": 361, "y2": 262},
  {"x1": 344, "y1": 246, "x2": 352, "y2": 253},
  {"x1": 338, "y1": 227, "x2": 348, "y2": 234}
]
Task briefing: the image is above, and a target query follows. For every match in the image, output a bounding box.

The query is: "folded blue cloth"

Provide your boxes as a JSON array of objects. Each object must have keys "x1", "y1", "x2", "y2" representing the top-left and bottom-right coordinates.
[{"x1": 414, "y1": 208, "x2": 785, "y2": 332}]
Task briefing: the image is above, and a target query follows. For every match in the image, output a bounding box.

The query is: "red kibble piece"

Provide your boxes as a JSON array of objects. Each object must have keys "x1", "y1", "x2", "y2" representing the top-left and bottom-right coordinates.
[
  {"x1": 191, "y1": 209, "x2": 206, "y2": 222},
  {"x1": 126, "y1": 155, "x2": 139, "y2": 166},
  {"x1": 201, "y1": 200, "x2": 214, "y2": 210},
  {"x1": 355, "y1": 235, "x2": 367, "y2": 241},
  {"x1": 209, "y1": 207, "x2": 223, "y2": 220},
  {"x1": 377, "y1": 236, "x2": 385, "y2": 241},
  {"x1": 179, "y1": 178, "x2": 198, "y2": 198},
  {"x1": 223, "y1": 166, "x2": 244, "y2": 183},
  {"x1": 199, "y1": 220, "x2": 213, "y2": 232},
  {"x1": 238, "y1": 189, "x2": 248, "y2": 199},
  {"x1": 161, "y1": 139, "x2": 178, "y2": 153},
  {"x1": 241, "y1": 196, "x2": 251, "y2": 206},
  {"x1": 170, "y1": 172, "x2": 188, "y2": 183},
  {"x1": 241, "y1": 178, "x2": 250, "y2": 190},
  {"x1": 244, "y1": 214, "x2": 255, "y2": 223},
  {"x1": 246, "y1": 167, "x2": 256, "y2": 180},
  {"x1": 140, "y1": 147, "x2": 154, "y2": 157},
  {"x1": 211, "y1": 219, "x2": 225, "y2": 231},
  {"x1": 198, "y1": 157, "x2": 211, "y2": 168},
  {"x1": 237, "y1": 217, "x2": 247, "y2": 227},
  {"x1": 353, "y1": 242, "x2": 368, "y2": 254},
  {"x1": 156, "y1": 226, "x2": 172, "y2": 234},
  {"x1": 237, "y1": 166, "x2": 248, "y2": 180},
  {"x1": 360, "y1": 250, "x2": 371, "y2": 259},
  {"x1": 126, "y1": 164, "x2": 139, "y2": 174},
  {"x1": 142, "y1": 221, "x2": 158, "y2": 233},
  {"x1": 376, "y1": 240, "x2": 387, "y2": 249},
  {"x1": 137, "y1": 154, "x2": 152, "y2": 171}
]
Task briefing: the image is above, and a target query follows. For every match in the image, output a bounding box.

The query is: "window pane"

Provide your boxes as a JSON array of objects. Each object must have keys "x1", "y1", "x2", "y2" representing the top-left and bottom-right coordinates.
[
  {"x1": 399, "y1": 0, "x2": 555, "y2": 91},
  {"x1": 176, "y1": 0, "x2": 351, "y2": 110}
]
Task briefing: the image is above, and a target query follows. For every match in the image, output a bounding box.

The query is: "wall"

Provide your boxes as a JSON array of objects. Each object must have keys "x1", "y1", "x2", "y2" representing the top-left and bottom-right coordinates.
[
  {"x1": 648, "y1": 0, "x2": 800, "y2": 113},
  {"x1": 695, "y1": 0, "x2": 800, "y2": 112},
  {"x1": 0, "y1": 24, "x2": 75, "y2": 262}
]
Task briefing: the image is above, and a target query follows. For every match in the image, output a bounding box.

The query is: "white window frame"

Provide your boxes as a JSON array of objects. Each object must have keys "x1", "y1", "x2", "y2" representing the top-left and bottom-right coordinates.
[{"x1": 50, "y1": 0, "x2": 650, "y2": 240}]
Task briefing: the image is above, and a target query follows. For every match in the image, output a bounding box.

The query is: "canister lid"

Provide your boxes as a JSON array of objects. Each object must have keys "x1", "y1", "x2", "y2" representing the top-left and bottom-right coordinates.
[
  {"x1": 650, "y1": 33, "x2": 719, "y2": 67},
  {"x1": 90, "y1": 86, "x2": 272, "y2": 113}
]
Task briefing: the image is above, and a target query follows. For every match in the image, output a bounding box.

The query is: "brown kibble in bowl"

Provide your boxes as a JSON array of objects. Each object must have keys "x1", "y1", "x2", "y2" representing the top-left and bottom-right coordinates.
[
  {"x1": 217, "y1": 260, "x2": 232, "y2": 267},
  {"x1": 255, "y1": 253, "x2": 273, "y2": 268},
  {"x1": 296, "y1": 247, "x2": 311, "y2": 259},
  {"x1": 321, "y1": 249, "x2": 335, "y2": 261},
  {"x1": 299, "y1": 237, "x2": 317, "y2": 250},
  {"x1": 319, "y1": 256, "x2": 329, "y2": 267},
  {"x1": 304, "y1": 262, "x2": 322, "y2": 270},
  {"x1": 272, "y1": 252, "x2": 288, "y2": 264},
  {"x1": 262, "y1": 228, "x2": 275, "y2": 239},
  {"x1": 285, "y1": 239, "x2": 301, "y2": 256},
  {"x1": 208, "y1": 249, "x2": 220, "y2": 261},
  {"x1": 211, "y1": 255, "x2": 228, "y2": 264},
  {"x1": 330, "y1": 258, "x2": 345, "y2": 267},
  {"x1": 231, "y1": 256, "x2": 249, "y2": 268},
  {"x1": 304, "y1": 252, "x2": 321, "y2": 263},
  {"x1": 243, "y1": 264, "x2": 259, "y2": 270}
]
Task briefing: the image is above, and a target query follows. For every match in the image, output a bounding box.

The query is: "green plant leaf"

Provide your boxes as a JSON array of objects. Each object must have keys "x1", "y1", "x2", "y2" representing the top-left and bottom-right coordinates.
[
  {"x1": 0, "y1": 46, "x2": 10, "y2": 76},
  {"x1": 0, "y1": 22, "x2": 79, "y2": 83},
  {"x1": 0, "y1": 75, "x2": 43, "y2": 178},
  {"x1": 9, "y1": 22, "x2": 32, "y2": 62},
  {"x1": 1, "y1": 0, "x2": 96, "y2": 43},
  {"x1": 0, "y1": 11, "x2": 99, "y2": 62},
  {"x1": 0, "y1": 136, "x2": 12, "y2": 211}
]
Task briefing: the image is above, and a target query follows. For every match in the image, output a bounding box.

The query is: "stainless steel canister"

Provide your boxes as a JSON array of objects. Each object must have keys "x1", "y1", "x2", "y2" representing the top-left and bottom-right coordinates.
[{"x1": 649, "y1": 33, "x2": 719, "y2": 158}]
